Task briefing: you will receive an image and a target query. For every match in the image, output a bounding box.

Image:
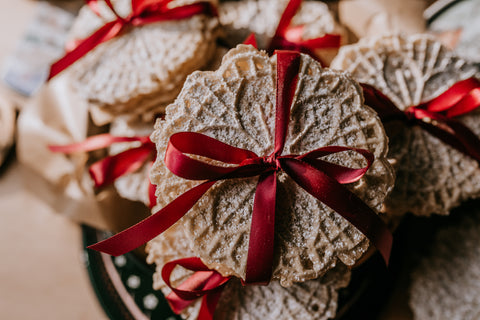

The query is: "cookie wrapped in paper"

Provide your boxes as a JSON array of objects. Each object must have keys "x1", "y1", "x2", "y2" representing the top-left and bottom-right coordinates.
[
  {"x1": 51, "y1": 0, "x2": 220, "y2": 125},
  {"x1": 16, "y1": 73, "x2": 150, "y2": 231},
  {"x1": 218, "y1": 0, "x2": 346, "y2": 65},
  {"x1": 106, "y1": 115, "x2": 157, "y2": 207},
  {"x1": 331, "y1": 34, "x2": 480, "y2": 217},
  {"x1": 146, "y1": 223, "x2": 351, "y2": 320}
]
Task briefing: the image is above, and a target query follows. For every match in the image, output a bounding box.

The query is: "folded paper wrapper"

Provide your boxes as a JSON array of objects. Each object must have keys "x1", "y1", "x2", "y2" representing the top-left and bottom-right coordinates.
[
  {"x1": 16, "y1": 73, "x2": 150, "y2": 232},
  {"x1": 338, "y1": 0, "x2": 429, "y2": 39}
]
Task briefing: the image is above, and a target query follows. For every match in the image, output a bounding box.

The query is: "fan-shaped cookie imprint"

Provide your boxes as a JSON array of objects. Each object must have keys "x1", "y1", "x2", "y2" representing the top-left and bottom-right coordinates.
[
  {"x1": 409, "y1": 206, "x2": 480, "y2": 320},
  {"x1": 331, "y1": 34, "x2": 480, "y2": 216},
  {"x1": 218, "y1": 0, "x2": 346, "y2": 64},
  {"x1": 109, "y1": 116, "x2": 155, "y2": 206},
  {"x1": 147, "y1": 223, "x2": 351, "y2": 320},
  {"x1": 67, "y1": 0, "x2": 220, "y2": 124},
  {"x1": 150, "y1": 45, "x2": 394, "y2": 287}
]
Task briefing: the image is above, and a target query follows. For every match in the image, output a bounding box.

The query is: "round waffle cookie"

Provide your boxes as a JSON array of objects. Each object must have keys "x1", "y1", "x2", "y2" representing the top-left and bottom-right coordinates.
[
  {"x1": 67, "y1": 0, "x2": 220, "y2": 125},
  {"x1": 146, "y1": 223, "x2": 351, "y2": 320},
  {"x1": 218, "y1": 0, "x2": 346, "y2": 65},
  {"x1": 0, "y1": 96, "x2": 15, "y2": 166},
  {"x1": 331, "y1": 34, "x2": 480, "y2": 217},
  {"x1": 108, "y1": 115, "x2": 155, "y2": 206},
  {"x1": 409, "y1": 205, "x2": 480, "y2": 320},
  {"x1": 150, "y1": 45, "x2": 394, "y2": 286}
]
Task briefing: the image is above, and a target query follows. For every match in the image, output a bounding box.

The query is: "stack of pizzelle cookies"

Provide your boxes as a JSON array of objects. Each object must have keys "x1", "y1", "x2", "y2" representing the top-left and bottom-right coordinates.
[
  {"x1": 219, "y1": 0, "x2": 347, "y2": 65},
  {"x1": 146, "y1": 45, "x2": 394, "y2": 319},
  {"x1": 331, "y1": 34, "x2": 480, "y2": 319},
  {"x1": 67, "y1": 0, "x2": 221, "y2": 126},
  {"x1": 409, "y1": 205, "x2": 480, "y2": 320},
  {"x1": 331, "y1": 34, "x2": 480, "y2": 217}
]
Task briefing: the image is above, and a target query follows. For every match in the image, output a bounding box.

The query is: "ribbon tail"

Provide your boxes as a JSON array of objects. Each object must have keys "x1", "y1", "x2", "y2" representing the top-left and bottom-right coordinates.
[
  {"x1": 198, "y1": 290, "x2": 223, "y2": 320},
  {"x1": 89, "y1": 144, "x2": 154, "y2": 188},
  {"x1": 48, "y1": 134, "x2": 149, "y2": 153},
  {"x1": 445, "y1": 87, "x2": 480, "y2": 117},
  {"x1": 88, "y1": 180, "x2": 216, "y2": 256},
  {"x1": 166, "y1": 271, "x2": 215, "y2": 314},
  {"x1": 48, "y1": 20, "x2": 123, "y2": 79},
  {"x1": 280, "y1": 158, "x2": 392, "y2": 265},
  {"x1": 244, "y1": 172, "x2": 277, "y2": 285}
]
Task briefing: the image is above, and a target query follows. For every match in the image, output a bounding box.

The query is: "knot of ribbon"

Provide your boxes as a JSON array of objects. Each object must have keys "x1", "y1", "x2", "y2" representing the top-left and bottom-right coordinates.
[
  {"x1": 48, "y1": 0, "x2": 218, "y2": 80},
  {"x1": 361, "y1": 78, "x2": 480, "y2": 164},
  {"x1": 162, "y1": 257, "x2": 231, "y2": 320},
  {"x1": 89, "y1": 51, "x2": 392, "y2": 285},
  {"x1": 49, "y1": 133, "x2": 158, "y2": 208},
  {"x1": 265, "y1": 0, "x2": 341, "y2": 65}
]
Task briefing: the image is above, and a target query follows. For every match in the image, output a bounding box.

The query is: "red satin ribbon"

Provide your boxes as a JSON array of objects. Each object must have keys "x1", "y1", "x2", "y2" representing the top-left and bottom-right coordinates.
[
  {"x1": 266, "y1": 0, "x2": 341, "y2": 65},
  {"x1": 361, "y1": 78, "x2": 480, "y2": 163},
  {"x1": 162, "y1": 257, "x2": 231, "y2": 320},
  {"x1": 48, "y1": 0, "x2": 217, "y2": 79},
  {"x1": 89, "y1": 51, "x2": 392, "y2": 285},
  {"x1": 49, "y1": 133, "x2": 158, "y2": 208}
]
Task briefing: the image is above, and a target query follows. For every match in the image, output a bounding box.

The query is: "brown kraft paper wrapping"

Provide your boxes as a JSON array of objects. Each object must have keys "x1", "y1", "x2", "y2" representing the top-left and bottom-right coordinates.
[{"x1": 16, "y1": 73, "x2": 150, "y2": 232}]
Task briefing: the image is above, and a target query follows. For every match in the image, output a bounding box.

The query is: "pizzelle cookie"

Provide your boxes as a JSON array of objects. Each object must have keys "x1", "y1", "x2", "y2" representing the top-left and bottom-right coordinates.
[
  {"x1": 150, "y1": 45, "x2": 394, "y2": 286},
  {"x1": 109, "y1": 115, "x2": 155, "y2": 206},
  {"x1": 331, "y1": 34, "x2": 480, "y2": 216},
  {"x1": 218, "y1": 0, "x2": 346, "y2": 64},
  {"x1": 146, "y1": 223, "x2": 351, "y2": 320},
  {"x1": 409, "y1": 205, "x2": 480, "y2": 320},
  {"x1": 67, "y1": 0, "x2": 220, "y2": 125}
]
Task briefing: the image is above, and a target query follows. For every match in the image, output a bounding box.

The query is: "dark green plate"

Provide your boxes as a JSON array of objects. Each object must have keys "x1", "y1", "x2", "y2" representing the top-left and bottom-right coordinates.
[{"x1": 82, "y1": 225, "x2": 180, "y2": 320}]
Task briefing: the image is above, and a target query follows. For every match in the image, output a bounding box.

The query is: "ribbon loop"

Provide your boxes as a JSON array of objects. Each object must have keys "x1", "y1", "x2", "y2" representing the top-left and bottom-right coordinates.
[
  {"x1": 162, "y1": 257, "x2": 231, "y2": 319},
  {"x1": 361, "y1": 79, "x2": 480, "y2": 164},
  {"x1": 266, "y1": 0, "x2": 341, "y2": 64}
]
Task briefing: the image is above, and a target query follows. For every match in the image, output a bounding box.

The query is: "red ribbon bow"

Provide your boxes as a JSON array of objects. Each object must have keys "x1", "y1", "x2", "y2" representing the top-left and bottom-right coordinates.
[
  {"x1": 163, "y1": 257, "x2": 231, "y2": 320},
  {"x1": 361, "y1": 78, "x2": 480, "y2": 164},
  {"x1": 48, "y1": 0, "x2": 217, "y2": 79},
  {"x1": 266, "y1": 0, "x2": 341, "y2": 65},
  {"x1": 49, "y1": 133, "x2": 158, "y2": 208},
  {"x1": 89, "y1": 51, "x2": 392, "y2": 284}
]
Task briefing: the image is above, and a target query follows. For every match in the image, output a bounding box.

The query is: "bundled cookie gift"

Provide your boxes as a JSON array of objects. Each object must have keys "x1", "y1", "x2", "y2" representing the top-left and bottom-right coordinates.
[
  {"x1": 331, "y1": 34, "x2": 480, "y2": 216},
  {"x1": 90, "y1": 46, "x2": 395, "y2": 319},
  {"x1": 219, "y1": 0, "x2": 346, "y2": 65},
  {"x1": 49, "y1": 0, "x2": 220, "y2": 125},
  {"x1": 409, "y1": 204, "x2": 480, "y2": 320}
]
